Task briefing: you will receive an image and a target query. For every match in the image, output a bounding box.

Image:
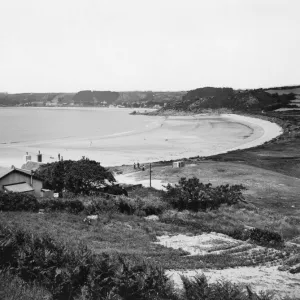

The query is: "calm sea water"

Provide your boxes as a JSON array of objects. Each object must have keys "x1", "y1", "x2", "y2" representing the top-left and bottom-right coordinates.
[{"x1": 0, "y1": 107, "x2": 155, "y2": 144}]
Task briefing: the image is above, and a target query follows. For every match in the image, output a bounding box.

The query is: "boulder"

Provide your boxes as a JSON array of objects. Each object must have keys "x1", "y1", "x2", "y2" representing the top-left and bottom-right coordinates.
[
  {"x1": 144, "y1": 215, "x2": 159, "y2": 221},
  {"x1": 289, "y1": 263, "x2": 300, "y2": 274}
]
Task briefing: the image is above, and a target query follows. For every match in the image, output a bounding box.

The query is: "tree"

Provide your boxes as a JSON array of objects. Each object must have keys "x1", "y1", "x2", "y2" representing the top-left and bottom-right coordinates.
[{"x1": 37, "y1": 158, "x2": 115, "y2": 195}]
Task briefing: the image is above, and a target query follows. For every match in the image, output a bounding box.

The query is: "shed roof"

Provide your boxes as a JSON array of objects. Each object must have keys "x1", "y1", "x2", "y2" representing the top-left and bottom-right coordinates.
[{"x1": 3, "y1": 182, "x2": 34, "y2": 193}]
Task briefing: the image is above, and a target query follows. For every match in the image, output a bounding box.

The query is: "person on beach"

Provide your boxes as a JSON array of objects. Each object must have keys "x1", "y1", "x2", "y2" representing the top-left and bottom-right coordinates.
[
  {"x1": 142, "y1": 165, "x2": 145, "y2": 171},
  {"x1": 133, "y1": 162, "x2": 136, "y2": 169},
  {"x1": 137, "y1": 162, "x2": 140, "y2": 169}
]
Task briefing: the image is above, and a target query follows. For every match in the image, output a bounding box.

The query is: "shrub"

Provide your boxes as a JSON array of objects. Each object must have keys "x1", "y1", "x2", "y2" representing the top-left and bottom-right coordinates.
[
  {"x1": 248, "y1": 228, "x2": 283, "y2": 246},
  {"x1": 0, "y1": 192, "x2": 39, "y2": 212},
  {"x1": 0, "y1": 271, "x2": 51, "y2": 300},
  {"x1": 39, "y1": 198, "x2": 85, "y2": 214},
  {"x1": 164, "y1": 177, "x2": 246, "y2": 212},
  {"x1": 83, "y1": 195, "x2": 168, "y2": 216},
  {"x1": 181, "y1": 274, "x2": 275, "y2": 300}
]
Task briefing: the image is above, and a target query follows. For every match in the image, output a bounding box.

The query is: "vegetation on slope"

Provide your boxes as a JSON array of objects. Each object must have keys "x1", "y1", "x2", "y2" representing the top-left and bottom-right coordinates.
[{"x1": 162, "y1": 87, "x2": 295, "y2": 113}]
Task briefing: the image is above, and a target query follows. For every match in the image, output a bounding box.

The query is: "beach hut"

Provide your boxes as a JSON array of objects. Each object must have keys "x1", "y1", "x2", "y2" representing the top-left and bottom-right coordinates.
[{"x1": 172, "y1": 161, "x2": 185, "y2": 168}]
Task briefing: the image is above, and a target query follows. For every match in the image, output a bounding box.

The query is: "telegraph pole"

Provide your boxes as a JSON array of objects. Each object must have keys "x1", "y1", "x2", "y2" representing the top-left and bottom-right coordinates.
[{"x1": 149, "y1": 163, "x2": 152, "y2": 188}]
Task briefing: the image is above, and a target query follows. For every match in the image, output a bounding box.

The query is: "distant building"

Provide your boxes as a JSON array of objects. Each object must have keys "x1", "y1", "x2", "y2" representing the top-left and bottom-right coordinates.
[
  {"x1": 0, "y1": 167, "x2": 43, "y2": 197},
  {"x1": 21, "y1": 161, "x2": 44, "y2": 172},
  {"x1": 172, "y1": 161, "x2": 185, "y2": 168}
]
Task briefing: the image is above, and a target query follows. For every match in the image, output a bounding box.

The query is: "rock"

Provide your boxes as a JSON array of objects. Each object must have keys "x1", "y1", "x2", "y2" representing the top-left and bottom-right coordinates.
[
  {"x1": 144, "y1": 215, "x2": 159, "y2": 221},
  {"x1": 124, "y1": 223, "x2": 133, "y2": 230},
  {"x1": 289, "y1": 263, "x2": 300, "y2": 274},
  {"x1": 83, "y1": 215, "x2": 99, "y2": 224},
  {"x1": 86, "y1": 215, "x2": 99, "y2": 220},
  {"x1": 278, "y1": 265, "x2": 290, "y2": 271}
]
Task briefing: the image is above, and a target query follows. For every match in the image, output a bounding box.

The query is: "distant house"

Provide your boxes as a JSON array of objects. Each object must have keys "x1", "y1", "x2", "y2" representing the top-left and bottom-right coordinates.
[
  {"x1": 0, "y1": 167, "x2": 43, "y2": 197},
  {"x1": 21, "y1": 161, "x2": 44, "y2": 172}
]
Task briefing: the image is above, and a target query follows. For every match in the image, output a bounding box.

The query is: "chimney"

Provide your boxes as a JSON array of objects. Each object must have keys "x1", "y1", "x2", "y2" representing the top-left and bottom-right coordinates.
[
  {"x1": 25, "y1": 152, "x2": 32, "y2": 162},
  {"x1": 37, "y1": 150, "x2": 42, "y2": 162}
]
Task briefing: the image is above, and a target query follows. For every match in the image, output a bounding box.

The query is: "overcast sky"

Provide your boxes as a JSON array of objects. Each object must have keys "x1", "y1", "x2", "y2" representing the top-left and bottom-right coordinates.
[{"x1": 0, "y1": 0, "x2": 299, "y2": 93}]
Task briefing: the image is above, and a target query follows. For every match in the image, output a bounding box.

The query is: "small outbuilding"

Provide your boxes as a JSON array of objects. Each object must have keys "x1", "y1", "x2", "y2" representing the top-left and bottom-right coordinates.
[
  {"x1": 41, "y1": 189, "x2": 54, "y2": 198},
  {"x1": 172, "y1": 161, "x2": 185, "y2": 168}
]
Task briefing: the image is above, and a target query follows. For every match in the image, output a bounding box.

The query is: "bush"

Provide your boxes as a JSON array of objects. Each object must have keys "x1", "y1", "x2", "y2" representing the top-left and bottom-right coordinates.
[
  {"x1": 248, "y1": 228, "x2": 283, "y2": 246},
  {"x1": 83, "y1": 195, "x2": 168, "y2": 216},
  {"x1": 0, "y1": 192, "x2": 39, "y2": 212},
  {"x1": 164, "y1": 177, "x2": 246, "y2": 212},
  {"x1": 0, "y1": 271, "x2": 51, "y2": 300},
  {"x1": 39, "y1": 198, "x2": 85, "y2": 214}
]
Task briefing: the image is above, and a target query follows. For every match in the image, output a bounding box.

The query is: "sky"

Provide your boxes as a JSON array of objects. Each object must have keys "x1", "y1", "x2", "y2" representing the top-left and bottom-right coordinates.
[{"x1": 0, "y1": 0, "x2": 300, "y2": 93}]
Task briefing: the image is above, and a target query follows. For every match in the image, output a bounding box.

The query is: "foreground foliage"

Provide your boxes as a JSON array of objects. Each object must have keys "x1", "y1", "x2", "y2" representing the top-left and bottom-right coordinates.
[
  {"x1": 0, "y1": 271, "x2": 50, "y2": 300},
  {"x1": 0, "y1": 224, "x2": 171, "y2": 300},
  {"x1": 1, "y1": 222, "x2": 295, "y2": 300}
]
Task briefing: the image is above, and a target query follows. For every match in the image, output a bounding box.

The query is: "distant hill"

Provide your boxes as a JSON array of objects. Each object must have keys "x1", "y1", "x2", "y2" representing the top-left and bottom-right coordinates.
[
  {"x1": 71, "y1": 90, "x2": 186, "y2": 106},
  {"x1": 0, "y1": 93, "x2": 60, "y2": 106},
  {"x1": 162, "y1": 87, "x2": 297, "y2": 113},
  {"x1": 73, "y1": 91, "x2": 120, "y2": 106}
]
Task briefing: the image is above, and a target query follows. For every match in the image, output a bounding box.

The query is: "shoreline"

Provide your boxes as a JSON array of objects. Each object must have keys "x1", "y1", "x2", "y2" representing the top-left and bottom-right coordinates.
[
  {"x1": 0, "y1": 109, "x2": 284, "y2": 170},
  {"x1": 115, "y1": 112, "x2": 283, "y2": 167}
]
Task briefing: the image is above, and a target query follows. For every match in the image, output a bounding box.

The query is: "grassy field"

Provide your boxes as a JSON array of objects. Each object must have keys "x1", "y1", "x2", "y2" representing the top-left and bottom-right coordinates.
[{"x1": 1, "y1": 197, "x2": 299, "y2": 271}]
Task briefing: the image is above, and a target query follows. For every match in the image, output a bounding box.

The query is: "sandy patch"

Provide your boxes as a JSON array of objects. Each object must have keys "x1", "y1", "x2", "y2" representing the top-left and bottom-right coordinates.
[
  {"x1": 154, "y1": 232, "x2": 244, "y2": 255},
  {"x1": 155, "y1": 233, "x2": 300, "y2": 298},
  {"x1": 115, "y1": 172, "x2": 168, "y2": 190},
  {"x1": 167, "y1": 267, "x2": 300, "y2": 299}
]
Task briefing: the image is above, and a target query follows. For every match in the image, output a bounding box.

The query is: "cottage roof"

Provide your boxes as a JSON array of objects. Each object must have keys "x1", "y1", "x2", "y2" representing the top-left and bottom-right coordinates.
[
  {"x1": 0, "y1": 167, "x2": 42, "y2": 181},
  {"x1": 3, "y1": 182, "x2": 34, "y2": 193},
  {"x1": 0, "y1": 167, "x2": 12, "y2": 179}
]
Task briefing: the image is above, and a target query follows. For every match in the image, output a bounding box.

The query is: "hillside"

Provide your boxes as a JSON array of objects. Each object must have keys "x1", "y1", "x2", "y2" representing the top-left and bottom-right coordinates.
[
  {"x1": 0, "y1": 90, "x2": 186, "y2": 107},
  {"x1": 0, "y1": 93, "x2": 60, "y2": 106},
  {"x1": 161, "y1": 87, "x2": 297, "y2": 113}
]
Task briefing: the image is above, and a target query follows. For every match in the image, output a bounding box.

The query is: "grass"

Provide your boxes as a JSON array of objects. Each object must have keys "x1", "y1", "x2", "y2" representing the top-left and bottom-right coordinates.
[
  {"x1": 121, "y1": 161, "x2": 300, "y2": 216},
  {"x1": 0, "y1": 272, "x2": 50, "y2": 300}
]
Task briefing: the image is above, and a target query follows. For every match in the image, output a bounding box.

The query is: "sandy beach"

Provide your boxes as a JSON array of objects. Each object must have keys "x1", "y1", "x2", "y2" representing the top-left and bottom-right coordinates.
[{"x1": 0, "y1": 108, "x2": 283, "y2": 168}]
